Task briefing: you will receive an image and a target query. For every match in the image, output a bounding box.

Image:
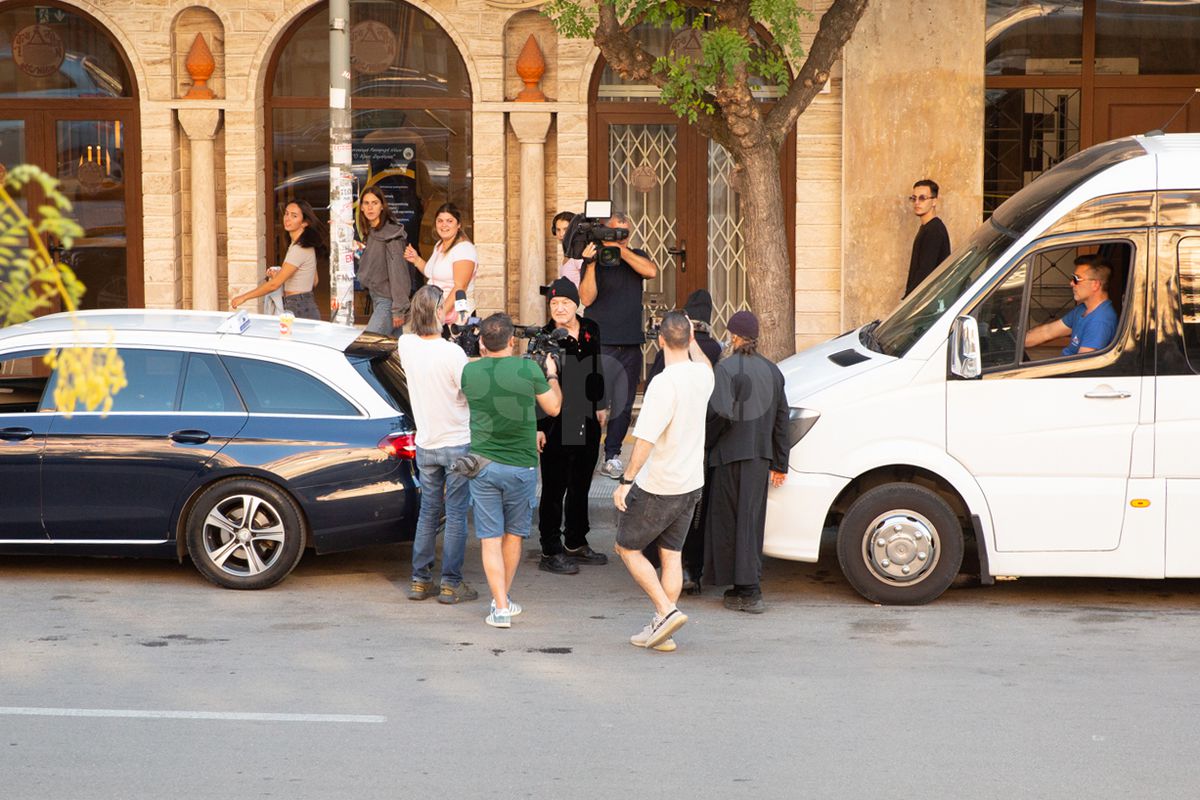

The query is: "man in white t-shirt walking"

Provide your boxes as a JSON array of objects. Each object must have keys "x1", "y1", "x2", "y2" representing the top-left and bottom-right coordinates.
[
  {"x1": 396, "y1": 285, "x2": 479, "y2": 605},
  {"x1": 612, "y1": 311, "x2": 714, "y2": 652}
]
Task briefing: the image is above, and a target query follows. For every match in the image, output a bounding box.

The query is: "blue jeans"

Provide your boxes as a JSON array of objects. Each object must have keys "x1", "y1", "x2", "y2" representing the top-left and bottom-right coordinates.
[
  {"x1": 366, "y1": 291, "x2": 402, "y2": 337},
  {"x1": 471, "y1": 461, "x2": 538, "y2": 539},
  {"x1": 412, "y1": 443, "x2": 472, "y2": 586}
]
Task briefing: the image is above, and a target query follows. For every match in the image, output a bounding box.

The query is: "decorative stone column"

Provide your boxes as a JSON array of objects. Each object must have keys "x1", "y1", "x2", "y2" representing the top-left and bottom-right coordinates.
[
  {"x1": 510, "y1": 35, "x2": 551, "y2": 325},
  {"x1": 178, "y1": 34, "x2": 222, "y2": 311}
]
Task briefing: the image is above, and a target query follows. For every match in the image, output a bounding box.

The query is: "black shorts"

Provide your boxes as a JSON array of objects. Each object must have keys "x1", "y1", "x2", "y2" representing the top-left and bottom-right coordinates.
[{"x1": 615, "y1": 485, "x2": 703, "y2": 552}]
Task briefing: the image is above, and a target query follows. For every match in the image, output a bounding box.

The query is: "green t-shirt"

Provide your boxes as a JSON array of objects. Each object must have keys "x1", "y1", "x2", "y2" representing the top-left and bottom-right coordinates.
[{"x1": 461, "y1": 356, "x2": 550, "y2": 467}]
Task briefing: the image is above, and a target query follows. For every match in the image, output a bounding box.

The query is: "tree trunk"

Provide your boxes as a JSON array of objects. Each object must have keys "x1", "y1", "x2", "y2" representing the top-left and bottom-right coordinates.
[{"x1": 735, "y1": 143, "x2": 793, "y2": 362}]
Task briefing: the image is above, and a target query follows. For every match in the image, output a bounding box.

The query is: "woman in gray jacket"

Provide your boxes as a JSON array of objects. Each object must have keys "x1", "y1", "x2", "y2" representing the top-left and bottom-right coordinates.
[{"x1": 356, "y1": 187, "x2": 411, "y2": 336}]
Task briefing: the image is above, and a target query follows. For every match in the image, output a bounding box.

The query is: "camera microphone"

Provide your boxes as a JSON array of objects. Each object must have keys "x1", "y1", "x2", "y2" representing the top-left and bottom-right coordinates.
[{"x1": 454, "y1": 289, "x2": 469, "y2": 325}]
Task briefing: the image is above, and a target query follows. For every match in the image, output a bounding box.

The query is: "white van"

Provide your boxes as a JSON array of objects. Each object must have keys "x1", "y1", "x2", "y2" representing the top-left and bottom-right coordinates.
[{"x1": 765, "y1": 133, "x2": 1200, "y2": 605}]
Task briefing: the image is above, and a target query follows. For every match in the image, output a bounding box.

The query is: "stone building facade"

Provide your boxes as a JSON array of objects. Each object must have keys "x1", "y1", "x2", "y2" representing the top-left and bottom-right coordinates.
[{"x1": 2, "y1": 0, "x2": 1195, "y2": 350}]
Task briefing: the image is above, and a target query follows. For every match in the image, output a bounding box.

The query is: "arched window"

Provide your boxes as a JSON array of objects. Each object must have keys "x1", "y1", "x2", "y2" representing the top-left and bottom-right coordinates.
[
  {"x1": 265, "y1": 0, "x2": 472, "y2": 317},
  {"x1": 0, "y1": 0, "x2": 142, "y2": 309}
]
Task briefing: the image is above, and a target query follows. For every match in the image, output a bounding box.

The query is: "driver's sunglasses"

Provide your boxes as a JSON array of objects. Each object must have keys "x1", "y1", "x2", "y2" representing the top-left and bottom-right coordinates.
[{"x1": 1070, "y1": 274, "x2": 1096, "y2": 285}]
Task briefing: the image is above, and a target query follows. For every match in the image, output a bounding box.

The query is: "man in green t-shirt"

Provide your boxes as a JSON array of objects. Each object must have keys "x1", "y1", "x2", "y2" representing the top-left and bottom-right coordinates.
[{"x1": 461, "y1": 313, "x2": 562, "y2": 629}]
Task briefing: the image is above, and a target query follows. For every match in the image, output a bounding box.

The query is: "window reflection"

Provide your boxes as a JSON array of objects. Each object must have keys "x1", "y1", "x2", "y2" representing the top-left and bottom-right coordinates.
[
  {"x1": 984, "y1": 88, "x2": 1081, "y2": 217},
  {"x1": 271, "y1": 1, "x2": 470, "y2": 99},
  {"x1": 271, "y1": 108, "x2": 472, "y2": 265},
  {"x1": 0, "y1": 5, "x2": 130, "y2": 98},
  {"x1": 986, "y1": 0, "x2": 1084, "y2": 76},
  {"x1": 1096, "y1": 0, "x2": 1200, "y2": 76}
]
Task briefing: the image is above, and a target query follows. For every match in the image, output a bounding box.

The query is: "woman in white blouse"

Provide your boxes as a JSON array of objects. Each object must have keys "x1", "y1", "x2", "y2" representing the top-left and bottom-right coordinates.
[{"x1": 405, "y1": 203, "x2": 477, "y2": 325}]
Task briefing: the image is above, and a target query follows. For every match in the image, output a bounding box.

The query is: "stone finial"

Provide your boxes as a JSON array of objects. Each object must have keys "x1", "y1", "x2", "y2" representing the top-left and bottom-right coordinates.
[
  {"x1": 515, "y1": 35, "x2": 546, "y2": 102},
  {"x1": 184, "y1": 33, "x2": 216, "y2": 99}
]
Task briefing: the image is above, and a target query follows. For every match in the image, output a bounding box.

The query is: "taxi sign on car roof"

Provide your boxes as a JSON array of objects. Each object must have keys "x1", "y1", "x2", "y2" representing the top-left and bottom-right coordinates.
[{"x1": 217, "y1": 308, "x2": 251, "y2": 334}]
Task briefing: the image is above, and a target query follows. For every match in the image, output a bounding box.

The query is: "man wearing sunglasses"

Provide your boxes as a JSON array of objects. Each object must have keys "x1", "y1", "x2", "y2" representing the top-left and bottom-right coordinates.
[
  {"x1": 1024, "y1": 255, "x2": 1117, "y2": 357},
  {"x1": 904, "y1": 179, "x2": 952, "y2": 296}
]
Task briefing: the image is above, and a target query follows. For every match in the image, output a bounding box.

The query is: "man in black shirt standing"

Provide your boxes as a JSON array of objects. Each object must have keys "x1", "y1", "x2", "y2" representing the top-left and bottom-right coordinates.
[
  {"x1": 579, "y1": 211, "x2": 658, "y2": 480},
  {"x1": 904, "y1": 179, "x2": 951, "y2": 296}
]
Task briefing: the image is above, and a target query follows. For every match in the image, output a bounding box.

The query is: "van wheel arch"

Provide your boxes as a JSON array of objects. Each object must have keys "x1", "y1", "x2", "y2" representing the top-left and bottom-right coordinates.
[{"x1": 826, "y1": 466, "x2": 982, "y2": 578}]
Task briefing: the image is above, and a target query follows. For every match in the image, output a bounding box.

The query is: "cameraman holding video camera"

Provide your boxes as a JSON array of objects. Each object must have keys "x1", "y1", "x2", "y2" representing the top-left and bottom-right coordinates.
[
  {"x1": 535, "y1": 278, "x2": 608, "y2": 574},
  {"x1": 577, "y1": 211, "x2": 658, "y2": 480}
]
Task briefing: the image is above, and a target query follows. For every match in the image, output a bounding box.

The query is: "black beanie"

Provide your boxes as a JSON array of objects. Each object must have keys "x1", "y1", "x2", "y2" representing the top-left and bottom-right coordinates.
[{"x1": 547, "y1": 277, "x2": 580, "y2": 307}]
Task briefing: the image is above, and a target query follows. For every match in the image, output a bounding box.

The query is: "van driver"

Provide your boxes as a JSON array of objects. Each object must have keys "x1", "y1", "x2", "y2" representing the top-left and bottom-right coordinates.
[{"x1": 1024, "y1": 256, "x2": 1117, "y2": 357}]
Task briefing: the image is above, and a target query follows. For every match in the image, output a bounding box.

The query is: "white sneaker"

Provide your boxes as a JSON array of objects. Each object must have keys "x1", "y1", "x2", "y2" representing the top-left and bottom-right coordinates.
[
  {"x1": 630, "y1": 623, "x2": 677, "y2": 652},
  {"x1": 601, "y1": 457, "x2": 624, "y2": 480},
  {"x1": 646, "y1": 608, "x2": 687, "y2": 648},
  {"x1": 485, "y1": 608, "x2": 511, "y2": 628}
]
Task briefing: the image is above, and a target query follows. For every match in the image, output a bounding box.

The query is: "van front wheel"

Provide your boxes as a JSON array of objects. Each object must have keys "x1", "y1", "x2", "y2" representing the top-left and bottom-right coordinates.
[{"x1": 836, "y1": 483, "x2": 963, "y2": 605}]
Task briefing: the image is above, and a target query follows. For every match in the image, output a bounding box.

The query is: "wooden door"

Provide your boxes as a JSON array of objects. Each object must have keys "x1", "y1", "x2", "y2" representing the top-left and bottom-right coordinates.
[
  {"x1": 0, "y1": 108, "x2": 141, "y2": 310},
  {"x1": 1093, "y1": 87, "x2": 1200, "y2": 142}
]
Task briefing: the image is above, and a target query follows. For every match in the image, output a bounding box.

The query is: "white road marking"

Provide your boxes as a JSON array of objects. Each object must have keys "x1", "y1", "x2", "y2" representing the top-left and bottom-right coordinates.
[{"x1": 0, "y1": 706, "x2": 385, "y2": 723}]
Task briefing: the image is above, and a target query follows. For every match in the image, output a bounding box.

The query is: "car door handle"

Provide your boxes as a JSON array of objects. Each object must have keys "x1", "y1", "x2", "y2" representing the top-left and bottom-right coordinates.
[
  {"x1": 0, "y1": 427, "x2": 34, "y2": 441},
  {"x1": 170, "y1": 429, "x2": 211, "y2": 444},
  {"x1": 1084, "y1": 385, "x2": 1132, "y2": 399}
]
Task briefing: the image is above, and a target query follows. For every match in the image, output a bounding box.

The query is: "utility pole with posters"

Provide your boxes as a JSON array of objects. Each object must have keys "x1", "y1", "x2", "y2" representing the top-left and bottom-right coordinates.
[{"x1": 328, "y1": 0, "x2": 356, "y2": 326}]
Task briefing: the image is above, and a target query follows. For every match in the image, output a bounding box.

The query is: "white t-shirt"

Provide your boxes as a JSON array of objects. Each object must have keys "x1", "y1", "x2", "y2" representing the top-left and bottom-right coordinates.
[
  {"x1": 632, "y1": 360, "x2": 714, "y2": 495},
  {"x1": 396, "y1": 334, "x2": 471, "y2": 450},
  {"x1": 423, "y1": 240, "x2": 478, "y2": 323}
]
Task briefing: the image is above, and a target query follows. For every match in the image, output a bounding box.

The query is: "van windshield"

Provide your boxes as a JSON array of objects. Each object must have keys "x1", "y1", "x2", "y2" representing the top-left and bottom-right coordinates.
[
  {"x1": 869, "y1": 137, "x2": 1147, "y2": 358},
  {"x1": 870, "y1": 222, "x2": 1015, "y2": 357}
]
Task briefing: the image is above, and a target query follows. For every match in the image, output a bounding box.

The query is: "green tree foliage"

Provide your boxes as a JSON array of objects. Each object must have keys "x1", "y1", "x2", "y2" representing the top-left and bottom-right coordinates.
[
  {"x1": 0, "y1": 165, "x2": 126, "y2": 413},
  {"x1": 543, "y1": 0, "x2": 870, "y2": 359}
]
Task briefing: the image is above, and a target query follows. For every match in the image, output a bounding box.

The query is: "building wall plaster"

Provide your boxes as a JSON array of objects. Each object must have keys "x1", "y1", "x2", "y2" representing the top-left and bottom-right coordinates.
[{"x1": 842, "y1": 1, "x2": 985, "y2": 330}]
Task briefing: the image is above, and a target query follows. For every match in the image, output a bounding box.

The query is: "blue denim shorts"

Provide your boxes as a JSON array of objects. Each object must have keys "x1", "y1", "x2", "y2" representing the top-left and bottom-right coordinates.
[{"x1": 470, "y1": 461, "x2": 538, "y2": 539}]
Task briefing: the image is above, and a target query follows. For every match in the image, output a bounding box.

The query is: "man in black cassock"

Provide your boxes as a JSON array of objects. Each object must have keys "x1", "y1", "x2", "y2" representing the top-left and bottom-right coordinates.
[{"x1": 702, "y1": 311, "x2": 790, "y2": 613}]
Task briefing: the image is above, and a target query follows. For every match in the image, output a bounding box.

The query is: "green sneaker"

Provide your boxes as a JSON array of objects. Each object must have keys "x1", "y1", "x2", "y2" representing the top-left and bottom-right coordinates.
[{"x1": 437, "y1": 582, "x2": 479, "y2": 604}]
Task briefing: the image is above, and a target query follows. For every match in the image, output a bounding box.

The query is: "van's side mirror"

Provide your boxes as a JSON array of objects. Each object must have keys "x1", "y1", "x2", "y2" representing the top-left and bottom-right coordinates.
[{"x1": 950, "y1": 315, "x2": 982, "y2": 379}]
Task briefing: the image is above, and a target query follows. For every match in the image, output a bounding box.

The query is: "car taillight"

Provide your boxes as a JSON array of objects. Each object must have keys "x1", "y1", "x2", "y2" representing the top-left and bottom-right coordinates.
[{"x1": 378, "y1": 432, "x2": 416, "y2": 459}]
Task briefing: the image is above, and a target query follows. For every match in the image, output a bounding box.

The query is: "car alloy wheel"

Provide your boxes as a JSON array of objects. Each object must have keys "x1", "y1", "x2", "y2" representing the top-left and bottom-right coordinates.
[{"x1": 186, "y1": 478, "x2": 305, "y2": 590}]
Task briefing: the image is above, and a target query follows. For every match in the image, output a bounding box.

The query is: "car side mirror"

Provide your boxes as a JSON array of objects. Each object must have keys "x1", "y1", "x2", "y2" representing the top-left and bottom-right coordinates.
[{"x1": 950, "y1": 315, "x2": 982, "y2": 379}]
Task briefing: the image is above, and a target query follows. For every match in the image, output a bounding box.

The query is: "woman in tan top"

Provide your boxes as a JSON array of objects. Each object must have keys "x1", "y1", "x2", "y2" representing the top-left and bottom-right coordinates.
[{"x1": 231, "y1": 200, "x2": 324, "y2": 320}]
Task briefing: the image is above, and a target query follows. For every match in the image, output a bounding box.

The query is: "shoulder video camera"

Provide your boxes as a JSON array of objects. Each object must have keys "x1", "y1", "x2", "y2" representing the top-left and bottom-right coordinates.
[
  {"x1": 515, "y1": 324, "x2": 571, "y2": 376},
  {"x1": 563, "y1": 200, "x2": 630, "y2": 269}
]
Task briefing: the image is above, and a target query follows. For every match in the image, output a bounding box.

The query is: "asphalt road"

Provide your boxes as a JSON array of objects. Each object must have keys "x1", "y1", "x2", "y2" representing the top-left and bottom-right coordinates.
[{"x1": 3, "y1": 517, "x2": 1200, "y2": 799}]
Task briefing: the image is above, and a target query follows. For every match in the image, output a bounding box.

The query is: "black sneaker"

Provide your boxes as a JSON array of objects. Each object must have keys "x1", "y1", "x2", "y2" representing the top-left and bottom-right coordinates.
[
  {"x1": 723, "y1": 592, "x2": 766, "y2": 614},
  {"x1": 538, "y1": 553, "x2": 580, "y2": 575},
  {"x1": 563, "y1": 544, "x2": 608, "y2": 565}
]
